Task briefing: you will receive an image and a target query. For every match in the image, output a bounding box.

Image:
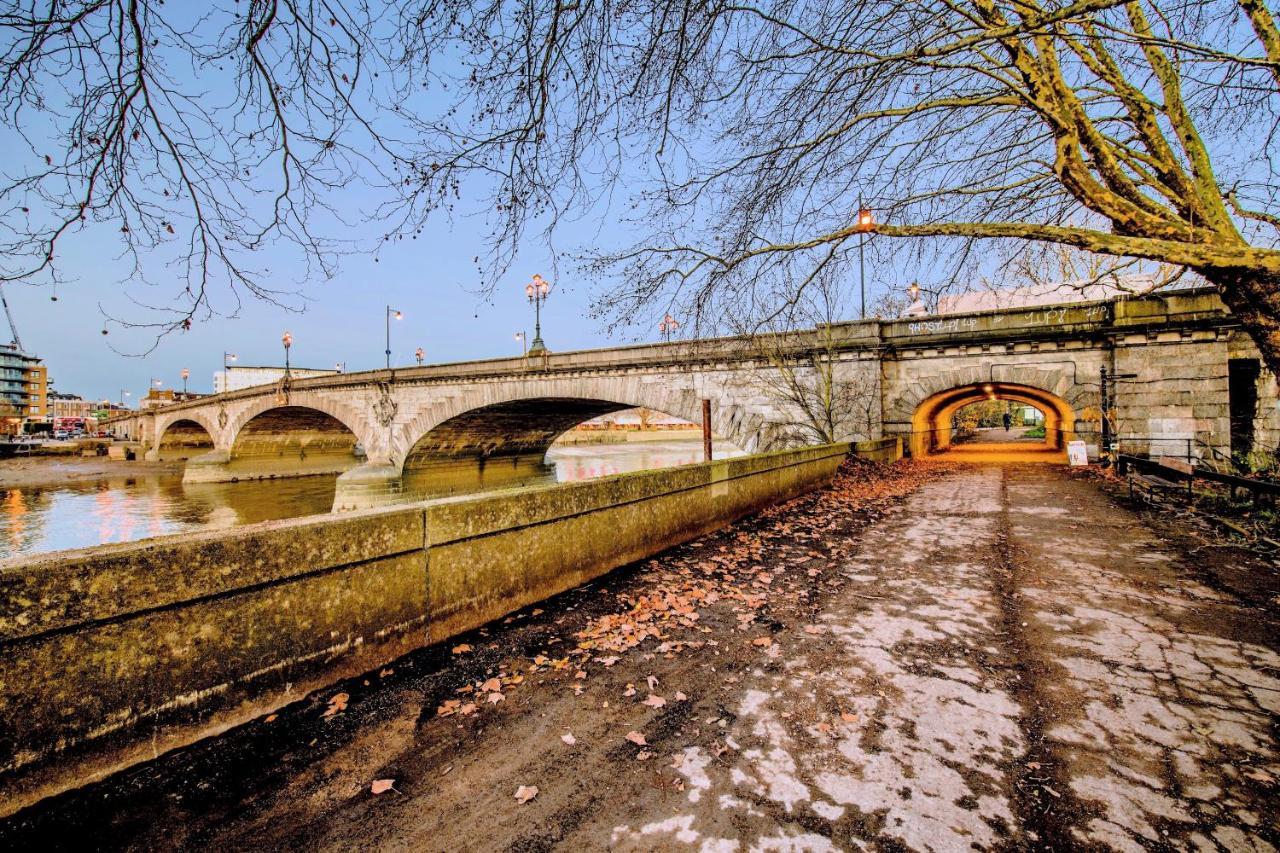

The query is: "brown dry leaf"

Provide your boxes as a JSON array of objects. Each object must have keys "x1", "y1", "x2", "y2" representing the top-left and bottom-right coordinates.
[
  {"x1": 752, "y1": 637, "x2": 774, "y2": 647},
  {"x1": 459, "y1": 702, "x2": 478, "y2": 716},
  {"x1": 264, "y1": 714, "x2": 278, "y2": 723},
  {"x1": 803, "y1": 625, "x2": 822, "y2": 635},
  {"x1": 839, "y1": 711, "x2": 858, "y2": 723},
  {"x1": 636, "y1": 750, "x2": 655, "y2": 761},
  {"x1": 622, "y1": 683, "x2": 637, "y2": 697},
  {"x1": 451, "y1": 644, "x2": 473, "y2": 654},
  {"x1": 561, "y1": 732, "x2": 577, "y2": 746},
  {"x1": 625, "y1": 731, "x2": 648, "y2": 746},
  {"x1": 674, "y1": 691, "x2": 688, "y2": 701},
  {"x1": 646, "y1": 675, "x2": 659, "y2": 690},
  {"x1": 643, "y1": 694, "x2": 666, "y2": 708},
  {"x1": 379, "y1": 668, "x2": 395, "y2": 678},
  {"x1": 595, "y1": 656, "x2": 619, "y2": 667},
  {"x1": 323, "y1": 692, "x2": 350, "y2": 717},
  {"x1": 487, "y1": 692, "x2": 505, "y2": 704},
  {"x1": 371, "y1": 779, "x2": 396, "y2": 795},
  {"x1": 479, "y1": 677, "x2": 502, "y2": 693},
  {"x1": 515, "y1": 785, "x2": 539, "y2": 804}
]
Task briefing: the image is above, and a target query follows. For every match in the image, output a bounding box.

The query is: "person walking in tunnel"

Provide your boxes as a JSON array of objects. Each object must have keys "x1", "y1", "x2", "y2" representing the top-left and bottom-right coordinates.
[{"x1": 1002, "y1": 411, "x2": 1012, "y2": 432}]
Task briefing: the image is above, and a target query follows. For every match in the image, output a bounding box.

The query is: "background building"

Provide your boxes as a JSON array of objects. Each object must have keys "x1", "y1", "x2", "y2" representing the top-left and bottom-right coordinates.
[
  {"x1": 0, "y1": 343, "x2": 47, "y2": 433},
  {"x1": 213, "y1": 365, "x2": 339, "y2": 394}
]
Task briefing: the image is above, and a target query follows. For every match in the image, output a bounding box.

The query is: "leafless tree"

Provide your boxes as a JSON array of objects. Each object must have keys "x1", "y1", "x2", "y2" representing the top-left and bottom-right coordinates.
[
  {"x1": 0, "y1": 1, "x2": 391, "y2": 335},
  {"x1": 739, "y1": 279, "x2": 880, "y2": 446},
  {"x1": 384, "y1": 0, "x2": 1280, "y2": 373},
  {"x1": 6, "y1": 1, "x2": 1280, "y2": 374}
]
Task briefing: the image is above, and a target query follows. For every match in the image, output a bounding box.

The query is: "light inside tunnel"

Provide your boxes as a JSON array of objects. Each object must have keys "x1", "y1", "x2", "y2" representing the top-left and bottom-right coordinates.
[{"x1": 909, "y1": 382, "x2": 1075, "y2": 459}]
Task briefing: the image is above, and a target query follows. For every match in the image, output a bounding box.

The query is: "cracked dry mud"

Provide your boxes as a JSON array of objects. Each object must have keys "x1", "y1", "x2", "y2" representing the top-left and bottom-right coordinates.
[{"x1": 4, "y1": 463, "x2": 1278, "y2": 852}]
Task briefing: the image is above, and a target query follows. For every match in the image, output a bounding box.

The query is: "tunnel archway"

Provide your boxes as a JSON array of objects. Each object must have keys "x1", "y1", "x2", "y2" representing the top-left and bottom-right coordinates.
[
  {"x1": 910, "y1": 382, "x2": 1076, "y2": 459},
  {"x1": 156, "y1": 419, "x2": 215, "y2": 461},
  {"x1": 228, "y1": 405, "x2": 362, "y2": 479},
  {"x1": 401, "y1": 398, "x2": 735, "y2": 495}
]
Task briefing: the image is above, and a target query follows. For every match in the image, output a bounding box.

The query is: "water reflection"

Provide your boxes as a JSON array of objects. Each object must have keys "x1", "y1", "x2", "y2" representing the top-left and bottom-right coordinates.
[{"x1": 0, "y1": 438, "x2": 743, "y2": 559}]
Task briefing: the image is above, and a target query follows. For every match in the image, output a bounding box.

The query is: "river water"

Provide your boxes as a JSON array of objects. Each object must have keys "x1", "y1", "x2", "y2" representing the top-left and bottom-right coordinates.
[{"x1": 0, "y1": 439, "x2": 744, "y2": 559}]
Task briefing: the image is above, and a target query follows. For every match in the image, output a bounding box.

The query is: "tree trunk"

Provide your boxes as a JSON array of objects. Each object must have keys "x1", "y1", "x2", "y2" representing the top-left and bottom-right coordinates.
[{"x1": 1199, "y1": 267, "x2": 1280, "y2": 383}]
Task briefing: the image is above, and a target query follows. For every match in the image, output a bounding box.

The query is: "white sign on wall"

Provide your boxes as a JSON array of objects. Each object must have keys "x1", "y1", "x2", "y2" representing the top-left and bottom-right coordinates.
[{"x1": 1067, "y1": 440, "x2": 1089, "y2": 466}]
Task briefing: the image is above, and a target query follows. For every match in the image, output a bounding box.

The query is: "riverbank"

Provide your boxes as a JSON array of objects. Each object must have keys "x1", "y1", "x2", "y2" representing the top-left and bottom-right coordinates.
[{"x1": 0, "y1": 457, "x2": 182, "y2": 489}]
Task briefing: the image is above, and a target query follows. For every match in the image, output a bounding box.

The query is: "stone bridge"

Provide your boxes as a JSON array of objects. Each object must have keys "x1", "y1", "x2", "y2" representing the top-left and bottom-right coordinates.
[{"x1": 109, "y1": 288, "x2": 1277, "y2": 509}]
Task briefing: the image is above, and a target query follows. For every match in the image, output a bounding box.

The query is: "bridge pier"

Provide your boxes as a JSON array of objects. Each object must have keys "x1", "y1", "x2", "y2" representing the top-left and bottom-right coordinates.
[
  {"x1": 333, "y1": 463, "x2": 405, "y2": 511},
  {"x1": 181, "y1": 450, "x2": 235, "y2": 484}
]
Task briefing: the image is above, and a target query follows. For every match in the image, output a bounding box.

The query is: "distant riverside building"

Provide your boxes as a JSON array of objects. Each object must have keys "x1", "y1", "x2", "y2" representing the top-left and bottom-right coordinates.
[
  {"x1": 213, "y1": 365, "x2": 340, "y2": 394},
  {"x1": 49, "y1": 392, "x2": 95, "y2": 420},
  {"x1": 138, "y1": 388, "x2": 208, "y2": 410},
  {"x1": 0, "y1": 343, "x2": 47, "y2": 432}
]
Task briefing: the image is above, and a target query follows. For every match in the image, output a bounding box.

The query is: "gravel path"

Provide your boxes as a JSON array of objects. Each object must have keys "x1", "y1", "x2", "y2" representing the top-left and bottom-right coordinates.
[{"x1": 4, "y1": 462, "x2": 1277, "y2": 851}]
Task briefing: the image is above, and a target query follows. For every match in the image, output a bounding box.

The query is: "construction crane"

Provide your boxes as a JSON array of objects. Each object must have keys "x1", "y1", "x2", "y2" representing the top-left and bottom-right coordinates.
[{"x1": 0, "y1": 280, "x2": 23, "y2": 351}]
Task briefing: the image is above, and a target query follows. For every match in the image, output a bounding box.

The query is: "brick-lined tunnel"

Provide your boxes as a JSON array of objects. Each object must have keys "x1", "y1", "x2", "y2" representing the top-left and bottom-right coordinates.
[{"x1": 909, "y1": 381, "x2": 1076, "y2": 459}]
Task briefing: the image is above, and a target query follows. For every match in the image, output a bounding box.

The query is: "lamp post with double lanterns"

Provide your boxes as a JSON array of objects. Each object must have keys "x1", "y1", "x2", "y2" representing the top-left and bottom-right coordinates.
[
  {"x1": 854, "y1": 202, "x2": 875, "y2": 320},
  {"x1": 180, "y1": 368, "x2": 189, "y2": 395},
  {"x1": 385, "y1": 306, "x2": 402, "y2": 369},
  {"x1": 524, "y1": 274, "x2": 551, "y2": 355},
  {"x1": 515, "y1": 331, "x2": 526, "y2": 356},
  {"x1": 659, "y1": 313, "x2": 679, "y2": 343},
  {"x1": 415, "y1": 347, "x2": 425, "y2": 366}
]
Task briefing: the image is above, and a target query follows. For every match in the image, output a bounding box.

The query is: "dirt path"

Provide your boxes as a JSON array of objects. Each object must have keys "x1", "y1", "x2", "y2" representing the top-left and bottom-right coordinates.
[{"x1": 3, "y1": 463, "x2": 1278, "y2": 851}]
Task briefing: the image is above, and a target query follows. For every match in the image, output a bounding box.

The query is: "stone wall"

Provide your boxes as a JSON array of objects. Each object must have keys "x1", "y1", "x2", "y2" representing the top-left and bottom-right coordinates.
[{"x1": 0, "y1": 443, "x2": 848, "y2": 817}]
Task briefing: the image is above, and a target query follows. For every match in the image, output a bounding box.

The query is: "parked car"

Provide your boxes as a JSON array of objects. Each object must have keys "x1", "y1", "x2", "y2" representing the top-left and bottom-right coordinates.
[{"x1": 53, "y1": 430, "x2": 69, "y2": 440}]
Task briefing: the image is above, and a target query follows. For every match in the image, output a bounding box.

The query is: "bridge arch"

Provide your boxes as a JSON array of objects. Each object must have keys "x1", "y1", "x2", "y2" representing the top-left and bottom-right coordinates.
[
  {"x1": 155, "y1": 418, "x2": 216, "y2": 461},
  {"x1": 886, "y1": 364, "x2": 1093, "y2": 457},
  {"x1": 910, "y1": 382, "x2": 1076, "y2": 456},
  {"x1": 226, "y1": 403, "x2": 366, "y2": 479},
  {"x1": 391, "y1": 375, "x2": 760, "y2": 469}
]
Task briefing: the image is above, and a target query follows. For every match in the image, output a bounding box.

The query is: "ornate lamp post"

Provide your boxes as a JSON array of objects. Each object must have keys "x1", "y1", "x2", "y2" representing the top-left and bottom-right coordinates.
[
  {"x1": 119, "y1": 389, "x2": 130, "y2": 408},
  {"x1": 282, "y1": 331, "x2": 293, "y2": 376},
  {"x1": 334, "y1": 362, "x2": 345, "y2": 373},
  {"x1": 385, "y1": 305, "x2": 402, "y2": 369},
  {"x1": 854, "y1": 202, "x2": 875, "y2": 320},
  {"x1": 223, "y1": 351, "x2": 237, "y2": 369},
  {"x1": 524, "y1": 274, "x2": 551, "y2": 355},
  {"x1": 904, "y1": 280, "x2": 927, "y2": 318},
  {"x1": 180, "y1": 368, "x2": 190, "y2": 395},
  {"x1": 515, "y1": 331, "x2": 526, "y2": 356},
  {"x1": 659, "y1": 313, "x2": 679, "y2": 343},
  {"x1": 415, "y1": 347, "x2": 425, "y2": 366}
]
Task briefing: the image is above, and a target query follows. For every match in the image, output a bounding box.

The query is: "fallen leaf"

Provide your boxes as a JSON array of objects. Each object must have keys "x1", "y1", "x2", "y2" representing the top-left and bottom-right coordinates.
[
  {"x1": 561, "y1": 732, "x2": 577, "y2": 746},
  {"x1": 623, "y1": 683, "x2": 637, "y2": 697},
  {"x1": 839, "y1": 711, "x2": 857, "y2": 723},
  {"x1": 752, "y1": 637, "x2": 773, "y2": 647},
  {"x1": 515, "y1": 785, "x2": 539, "y2": 804},
  {"x1": 371, "y1": 779, "x2": 396, "y2": 795},
  {"x1": 674, "y1": 691, "x2": 688, "y2": 701},
  {"x1": 595, "y1": 656, "x2": 619, "y2": 667},
  {"x1": 643, "y1": 694, "x2": 666, "y2": 708},
  {"x1": 480, "y1": 677, "x2": 503, "y2": 693},
  {"x1": 636, "y1": 750, "x2": 654, "y2": 760},
  {"x1": 459, "y1": 702, "x2": 478, "y2": 716},
  {"x1": 379, "y1": 668, "x2": 395, "y2": 678},
  {"x1": 487, "y1": 692, "x2": 505, "y2": 704},
  {"x1": 646, "y1": 675, "x2": 659, "y2": 690},
  {"x1": 264, "y1": 714, "x2": 277, "y2": 723},
  {"x1": 323, "y1": 692, "x2": 350, "y2": 717},
  {"x1": 803, "y1": 625, "x2": 822, "y2": 635},
  {"x1": 625, "y1": 731, "x2": 648, "y2": 746},
  {"x1": 451, "y1": 644, "x2": 473, "y2": 654}
]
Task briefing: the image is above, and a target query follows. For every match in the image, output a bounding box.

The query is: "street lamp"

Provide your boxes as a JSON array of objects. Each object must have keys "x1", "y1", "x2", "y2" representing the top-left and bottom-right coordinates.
[
  {"x1": 659, "y1": 313, "x2": 680, "y2": 343},
  {"x1": 524, "y1": 274, "x2": 551, "y2": 355},
  {"x1": 515, "y1": 331, "x2": 526, "y2": 356},
  {"x1": 119, "y1": 390, "x2": 131, "y2": 408},
  {"x1": 854, "y1": 201, "x2": 875, "y2": 320},
  {"x1": 223, "y1": 351, "x2": 237, "y2": 369},
  {"x1": 415, "y1": 347, "x2": 425, "y2": 366},
  {"x1": 386, "y1": 305, "x2": 402, "y2": 369},
  {"x1": 335, "y1": 362, "x2": 345, "y2": 373},
  {"x1": 282, "y1": 331, "x2": 293, "y2": 376},
  {"x1": 180, "y1": 368, "x2": 189, "y2": 395}
]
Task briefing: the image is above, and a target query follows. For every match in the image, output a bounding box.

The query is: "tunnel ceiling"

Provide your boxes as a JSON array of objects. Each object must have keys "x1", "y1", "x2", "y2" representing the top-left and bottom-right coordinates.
[{"x1": 406, "y1": 398, "x2": 634, "y2": 463}]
